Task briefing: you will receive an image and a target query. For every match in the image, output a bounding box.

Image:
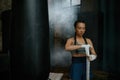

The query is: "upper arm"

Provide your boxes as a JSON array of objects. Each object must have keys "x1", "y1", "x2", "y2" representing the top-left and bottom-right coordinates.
[
  {"x1": 87, "y1": 38, "x2": 93, "y2": 47},
  {"x1": 87, "y1": 38, "x2": 97, "y2": 55},
  {"x1": 65, "y1": 38, "x2": 74, "y2": 49}
]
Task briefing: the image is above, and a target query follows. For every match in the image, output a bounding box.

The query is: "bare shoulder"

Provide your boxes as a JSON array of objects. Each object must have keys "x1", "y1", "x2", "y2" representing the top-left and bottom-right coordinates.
[
  {"x1": 65, "y1": 37, "x2": 75, "y2": 45},
  {"x1": 86, "y1": 38, "x2": 93, "y2": 44},
  {"x1": 67, "y1": 37, "x2": 74, "y2": 42}
]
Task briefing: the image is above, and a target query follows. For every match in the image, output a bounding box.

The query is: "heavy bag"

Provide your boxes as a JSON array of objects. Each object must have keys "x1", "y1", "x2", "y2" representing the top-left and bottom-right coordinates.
[{"x1": 10, "y1": 0, "x2": 50, "y2": 80}]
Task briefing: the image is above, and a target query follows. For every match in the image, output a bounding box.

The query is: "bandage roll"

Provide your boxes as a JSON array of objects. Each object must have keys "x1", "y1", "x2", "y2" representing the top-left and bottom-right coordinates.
[{"x1": 81, "y1": 44, "x2": 91, "y2": 48}]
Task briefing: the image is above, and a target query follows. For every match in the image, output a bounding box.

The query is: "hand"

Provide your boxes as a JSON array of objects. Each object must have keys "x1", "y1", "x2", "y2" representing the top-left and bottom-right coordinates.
[{"x1": 87, "y1": 54, "x2": 97, "y2": 61}]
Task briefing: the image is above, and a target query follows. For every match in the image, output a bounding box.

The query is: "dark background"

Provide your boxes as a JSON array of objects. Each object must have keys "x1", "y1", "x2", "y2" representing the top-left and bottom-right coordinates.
[{"x1": 0, "y1": 0, "x2": 120, "y2": 79}]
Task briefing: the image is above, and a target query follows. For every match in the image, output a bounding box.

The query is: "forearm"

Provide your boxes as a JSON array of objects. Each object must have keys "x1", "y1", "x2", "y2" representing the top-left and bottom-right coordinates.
[
  {"x1": 65, "y1": 45, "x2": 81, "y2": 51},
  {"x1": 90, "y1": 48, "x2": 97, "y2": 55}
]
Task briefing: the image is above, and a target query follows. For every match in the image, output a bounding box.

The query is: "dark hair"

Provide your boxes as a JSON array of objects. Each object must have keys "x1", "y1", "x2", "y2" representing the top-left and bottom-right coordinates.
[{"x1": 74, "y1": 20, "x2": 86, "y2": 28}]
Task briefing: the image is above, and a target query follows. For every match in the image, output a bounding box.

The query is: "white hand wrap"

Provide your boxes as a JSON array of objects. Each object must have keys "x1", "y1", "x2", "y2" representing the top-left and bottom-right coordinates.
[
  {"x1": 81, "y1": 44, "x2": 91, "y2": 48},
  {"x1": 81, "y1": 44, "x2": 97, "y2": 61},
  {"x1": 88, "y1": 54, "x2": 97, "y2": 61}
]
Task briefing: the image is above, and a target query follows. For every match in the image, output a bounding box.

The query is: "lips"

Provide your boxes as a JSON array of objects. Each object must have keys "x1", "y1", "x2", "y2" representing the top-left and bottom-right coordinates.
[{"x1": 79, "y1": 32, "x2": 84, "y2": 34}]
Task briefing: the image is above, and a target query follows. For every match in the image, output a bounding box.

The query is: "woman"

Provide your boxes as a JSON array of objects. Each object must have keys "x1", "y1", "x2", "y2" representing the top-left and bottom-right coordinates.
[{"x1": 65, "y1": 20, "x2": 97, "y2": 80}]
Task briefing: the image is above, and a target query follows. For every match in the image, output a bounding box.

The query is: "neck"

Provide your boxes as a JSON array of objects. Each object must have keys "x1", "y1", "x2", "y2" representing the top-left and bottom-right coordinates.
[{"x1": 76, "y1": 35, "x2": 83, "y2": 39}]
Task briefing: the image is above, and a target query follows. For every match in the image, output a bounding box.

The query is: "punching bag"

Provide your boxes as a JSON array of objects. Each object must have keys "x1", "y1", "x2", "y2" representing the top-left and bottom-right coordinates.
[{"x1": 10, "y1": 0, "x2": 50, "y2": 80}]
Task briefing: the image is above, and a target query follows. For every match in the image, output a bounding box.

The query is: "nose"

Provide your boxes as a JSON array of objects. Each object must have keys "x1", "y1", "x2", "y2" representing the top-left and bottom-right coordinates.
[{"x1": 80, "y1": 30, "x2": 84, "y2": 32}]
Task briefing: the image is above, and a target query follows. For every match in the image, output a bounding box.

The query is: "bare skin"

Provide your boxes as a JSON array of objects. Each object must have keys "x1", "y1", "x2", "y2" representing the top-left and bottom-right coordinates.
[{"x1": 65, "y1": 22, "x2": 97, "y2": 57}]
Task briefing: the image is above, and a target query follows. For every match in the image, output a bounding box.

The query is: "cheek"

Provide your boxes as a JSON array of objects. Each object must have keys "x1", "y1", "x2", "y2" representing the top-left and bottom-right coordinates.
[
  {"x1": 76, "y1": 29, "x2": 80, "y2": 32},
  {"x1": 82, "y1": 29, "x2": 86, "y2": 32},
  {"x1": 79, "y1": 29, "x2": 85, "y2": 32}
]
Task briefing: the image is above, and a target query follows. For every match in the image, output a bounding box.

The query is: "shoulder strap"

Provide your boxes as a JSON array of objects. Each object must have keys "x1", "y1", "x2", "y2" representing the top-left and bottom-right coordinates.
[{"x1": 83, "y1": 37, "x2": 88, "y2": 44}]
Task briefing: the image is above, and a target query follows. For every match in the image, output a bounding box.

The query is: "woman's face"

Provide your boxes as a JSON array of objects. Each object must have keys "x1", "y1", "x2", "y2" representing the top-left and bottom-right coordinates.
[{"x1": 75, "y1": 22, "x2": 86, "y2": 37}]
